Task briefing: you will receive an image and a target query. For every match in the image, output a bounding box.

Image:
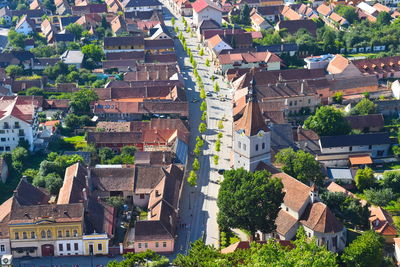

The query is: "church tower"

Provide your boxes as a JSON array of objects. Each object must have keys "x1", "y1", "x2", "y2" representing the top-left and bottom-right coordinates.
[{"x1": 233, "y1": 76, "x2": 271, "y2": 172}]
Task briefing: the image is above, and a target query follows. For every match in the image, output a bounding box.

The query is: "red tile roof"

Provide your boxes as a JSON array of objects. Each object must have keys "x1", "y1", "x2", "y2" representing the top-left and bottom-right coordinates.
[{"x1": 192, "y1": 0, "x2": 222, "y2": 13}]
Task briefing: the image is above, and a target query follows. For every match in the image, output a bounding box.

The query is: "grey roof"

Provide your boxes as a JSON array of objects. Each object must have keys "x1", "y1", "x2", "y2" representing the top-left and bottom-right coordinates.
[
  {"x1": 319, "y1": 133, "x2": 391, "y2": 148},
  {"x1": 122, "y1": 0, "x2": 162, "y2": 8},
  {"x1": 270, "y1": 123, "x2": 294, "y2": 148},
  {"x1": 60, "y1": 16, "x2": 80, "y2": 27},
  {"x1": 60, "y1": 50, "x2": 84, "y2": 64},
  {"x1": 327, "y1": 168, "x2": 354, "y2": 180}
]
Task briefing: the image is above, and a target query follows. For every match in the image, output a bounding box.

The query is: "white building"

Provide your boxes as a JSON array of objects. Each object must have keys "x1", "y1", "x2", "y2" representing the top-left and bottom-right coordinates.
[
  {"x1": 192, "y1": 0, "x2": 222, "y2": 27},
  {"x1": 122, "y1": 0, "x2": 162, "y2": 12},
  {"x1": 233, "y1": 78, "x2": 271, "y2": 172},
  {"x1": 15, "y1": 15, "x2": 35, "y2": 35},
  {"x1": 0, "y1": 96, "x2": 41, "y2": 152},
  {"x1": 55, "y1": 239, "x2": 83, "y2": 256}
]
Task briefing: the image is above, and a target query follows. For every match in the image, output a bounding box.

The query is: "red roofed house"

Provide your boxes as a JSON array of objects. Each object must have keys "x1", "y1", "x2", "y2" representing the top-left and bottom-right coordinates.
[
  {"x1": 192, "y1": 0, "x2": 223, "y2": 26},
  {"x1": 369, "y1": 206, "x2": 397, "y2": 243}
]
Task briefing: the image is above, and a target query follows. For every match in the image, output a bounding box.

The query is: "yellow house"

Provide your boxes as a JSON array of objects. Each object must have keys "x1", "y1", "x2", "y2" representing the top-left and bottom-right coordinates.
[
  {"x1": 82, "y1": 233, "x2": 109, "y2": 255},
  {"x1": 8, "y1": 179, "x2": 85, "y2": 258},
  {"x1": 104, "y1": 36, "x2": 145, "y2": 52}
]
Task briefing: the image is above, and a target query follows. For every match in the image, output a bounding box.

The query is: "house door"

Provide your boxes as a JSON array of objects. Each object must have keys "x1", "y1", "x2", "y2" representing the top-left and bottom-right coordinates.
[
  {"x1": 41, "y1": 244, "x2": 54, "y2": 256},
  {"x1": 89, "y1": 244, "x2": 94, "y2": 255}
]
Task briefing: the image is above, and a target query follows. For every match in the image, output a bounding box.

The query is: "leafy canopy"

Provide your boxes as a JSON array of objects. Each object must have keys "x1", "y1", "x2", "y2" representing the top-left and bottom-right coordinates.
[{"x1": 304, "y1": 106, "x2": 351, "y2": 136}]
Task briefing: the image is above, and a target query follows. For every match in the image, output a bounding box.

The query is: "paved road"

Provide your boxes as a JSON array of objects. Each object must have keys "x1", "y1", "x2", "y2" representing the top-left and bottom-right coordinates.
[
  {"x1": 0, "y1": 27, "x2": 9, "y2": 51},
  {"x1": 161, "y1": 3, "x2": 233, "y2": 256},
  {"x1": 12, "y1": 255, "x2": 123, "y2": 267}
]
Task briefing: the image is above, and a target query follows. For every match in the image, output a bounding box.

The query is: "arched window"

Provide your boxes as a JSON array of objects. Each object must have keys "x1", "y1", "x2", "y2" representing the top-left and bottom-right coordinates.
[
  {"x1": 262, "y1": 143, "x2": 265, "y2": 149},
  {"x1": 41, "y1": 230, "x2": 46, "y2": 239},
  {"x1": 66, "y1": 230, "x2": 70, "y2": 237},
  {"x1": 255, "y1": 144, "x2": 259, "y2": 151},
  {"x1": 31, "y1": 232, "x2": 35, "y2": 239},
  {"x1": 23, "y1": 232, "x2": 27, "y2": 239},
  {"x1": 47, "y1": 230, "x2": 51, "y2": 238},
  {"x1": 73, "y1": 230, "x2": 78, "y2": 237}
]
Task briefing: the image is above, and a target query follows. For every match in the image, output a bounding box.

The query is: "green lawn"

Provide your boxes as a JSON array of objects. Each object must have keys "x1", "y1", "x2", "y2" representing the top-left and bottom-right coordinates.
[
  {"x1": 343, "y1": 53, "x2": 377, "y2": 58},
  {"x1": 63, "y1": 135, "x2": 87, "y2": 149},
  {"x1": 373, "y1": 162, "x2": 400, "y2": 171}
]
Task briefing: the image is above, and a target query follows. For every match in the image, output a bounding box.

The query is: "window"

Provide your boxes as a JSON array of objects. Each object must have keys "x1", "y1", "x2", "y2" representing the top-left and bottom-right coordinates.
[
  {"x1": 14, "y1": 122, "x2": 19, "y2": 128},
  {"x1": 294, "y1": 101, "x2": 297, "y2": 106},
  {"x1": 47, "y1": 230, "x2": 51, "y2": 238},
  {"x1": 58, "y1": 230, "x2": 62, "y2": 238},
  {"x1": 238, "y1": 141, "x2": 241, "y2": 148},
  {"x1": 66, "y1": 243, "x2": 71, "y2": 251},
  {"x1": 23, "y1": 232, "x2": 27, "y2": 239},
  {"x1": 162, "y1": 242, "x2": 167, "y2": 248},
  {"x1": 243, "y1": 144, "x2": 247, "y2": 151},
  {"x1": 74, "y1": 243, "x2": 79, "y2": 251},
  {"x1": 138, "y1": 243, "x2": 142, "y2": 248},
  {"x1": 66, "y1": 230, "x2": 70, "y2": 237},
  {"x1": 140, "y1": 194, "x2": 145, "y2": 199},
  {"x1": 369, "y1": 145, "x2": 372, "y2": 149},
  {"x1": 377, "y1": 150, "x2": 384, "y2": 157},
  {"x1": 349, "y1": 146, "x2": 352, "y2": 151},
  {"x1": 15, "y1": 232, "x2": 19, "y2": 240},
  {"x1": 289, "y1": 101, "x2": 292, "y2": 106},
  {"x1": 5, "y1": 147, "x2": 10, "y2": 151},
  {"x1": 308, "y1": 99, "x2": 311, "y2": 104},
  {"x1": 3, "y1": 122, "x2": 9, "y2": 129},
  {"x1": 155, "y1": 242, "x2": 159, "y2": 248},
  {"x1": 0, "y1": 147, "x2": 4, "y2": 151},
  {"x1": 144, "y1": 243, "x2": 148, "y2": 248},
  {"x1": 73, "y1": 230, "x2": 78, "y2": 237},
  {"x1": 59, "y1": 244, "x2": 63, "y2": 251},
  {"x1": 31, "y1": 232, "x2": 35, "y2": 239},
  {"x1": 98, "y1": 243, "x2": 102, "y2": 251},
  {"x1": 255, "y1": 144, "x2": 259, "y2": 151},
  {"x1": 0, "y1": 245, "x2": 4, "y2": 252},
  {"x1": 0, "y1": 138, "x2": 5, "y2": 142},
  {"x1": 262, "y1": 143, "x2": 265, "y2": 149},
  {"x1": 41, "y1": 230, "x2": 46, "y2": 238}
]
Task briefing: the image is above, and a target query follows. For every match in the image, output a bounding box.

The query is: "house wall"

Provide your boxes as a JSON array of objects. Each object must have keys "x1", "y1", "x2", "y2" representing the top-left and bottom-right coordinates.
[
  {"x1": 303, "y1": 225, "x2": 346, "y2": 252},
  {"x1": 395, "y1": 243, "x2": 400, "y2": 263},
  {"x1": 320, "y1": 144, "x2": 391, "y2": 158},
  {"x1": 16, "y1": 21, "x2": 33, "y2": 35},
  {"x1": 132, "y1": 194, "x2": 149, "y2": 208},
  {"x1": 124, "y1": 5, "x2": 162, "y2": 12},
  {"x1": 220, "y1": 60, "x2": 280, "y2": 74},
  {"x1": 193, "y1": 7, "x2": 222, "y2": 26},
  {"x1": 135, "y1": 239, "x2": 174, "y2": 253},
  {"x1": 82, "y1": 234, "x2": 109, "y2": 255},
  {"x1": 55, "y1": 240, "x2": 83, "y2": 256},
  {"x1": 0, "y1": 115, "x2": 38, "y2": 152},
  {"x1": 0, "y1": 239, "x2": 10, "y2": 255}
]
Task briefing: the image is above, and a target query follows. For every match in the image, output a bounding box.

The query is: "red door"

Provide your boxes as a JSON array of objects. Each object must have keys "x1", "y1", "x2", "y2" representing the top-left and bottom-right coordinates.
[{"x1": 41, "y1": 244, "x2": 54, "y2": 256}]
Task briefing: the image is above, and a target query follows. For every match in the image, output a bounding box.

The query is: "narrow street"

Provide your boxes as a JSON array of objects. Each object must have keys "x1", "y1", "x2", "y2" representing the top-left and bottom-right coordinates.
[{"x1": 161, "y1": 4, "x2": 233, "y2": 255}]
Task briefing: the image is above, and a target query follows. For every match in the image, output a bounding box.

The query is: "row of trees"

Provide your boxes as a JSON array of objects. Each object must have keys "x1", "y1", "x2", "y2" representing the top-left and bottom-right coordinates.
[{"x1": 172, "y1": 230, "x2": 387, "y2": 266}]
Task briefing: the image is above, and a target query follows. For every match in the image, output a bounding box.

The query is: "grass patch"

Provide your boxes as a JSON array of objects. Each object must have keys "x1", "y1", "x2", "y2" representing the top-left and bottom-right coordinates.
[
  {"x1": 343, "y1": 53, "x2": 377, "y2": 58},
  {"x1": 64, "y1": 135, "x2": 87, "y2": 149},
  {"x1": 139, "y1": 211, "x2": 148, "y2": 220},
  {"x1": 373, "y1": 162, "x2": 400, "y2": 171}
]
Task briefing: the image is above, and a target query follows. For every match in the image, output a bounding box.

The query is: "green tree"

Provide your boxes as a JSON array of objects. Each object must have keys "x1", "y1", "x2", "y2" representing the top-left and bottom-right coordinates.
[
  {"x1": 214, "y1": 82, "x2": 220, "y2": 93},
  {"x1": 217, "y1": 168, "x2": 284, "y2": 240},
  {"x1": 381, "y1": 170, "x2": 400, "y2": 193},
  {"x1": 377, "y1": 11, "x2": 392, "y2": 25},
  {"x1": 205, "y1": 59, "x2": 210, "y2": 67},
  {"x1": 200, "y1": 88, "x2": 206, "y2": 99},
  {"x1": 106, "y1": 196, "x2": 125, "y2": 209},
  {"x1": 192, "y1": 158, "x2": 200, "y2": 171},
  {"x1": 355, "y1": 167, "x2": 375, "y2": 191},
  {"x1": 201, "y1": 111, "x2": 207, "y2": 121},
  {"x1": 198, "y1": 122, "x2": 207, "y2": 134},
  {"x1": 218, "y1": 120, "x2": 224, "y2": 130},
  {"x1": 332, "y1": 92, "x2": 343, "y2": 104},
  {"x1": 171, "y1": 17, "x2": 175, "y2": 25},
  {"x1": 200, "y1": 101, "x2": 207, "y2": 112},
  {"x1": 82, "y1": 44, "x2": 104, "y2": 62},
  {"x1": 341, "y1": 231, "x2": 384, "y2": 267},
  {"x1": 199, "y1": 48, "x2": 204, "y2": 56},
  {"x1": 44, "y1": 173, "x2": 63, "y2": 194},
  {"x1": 246, "y1": 228, "x2": 338, "y2": 266},
  {"x1": 5, "y1": 65, "x2": 23, "y2": 78},
  {"x1": 304, "y1": 106, "x2": 351, "y2": 136},
  {"x1": 64, "y1": 114, "x2": 91, "y2": 130},
  {"x1": 364, "y1": 188, "x2": 396, "y2": 206},
  {"x1": 173, "y1": 240, "x2": 223, "y2": 266},
  {"x1": 121, "y1": 146, "x2": 136, "y2": 156},
  {"x1": 70, "y1": 88, "x2": 98, "y2": 114},
  {"x1": 351, "y1": 98, "x2": 377, "y2": 115},
  {"x1": 65, "y1": 23, "x2": 84, "y2": 40},
  {"x1": 335, "y1": 5, "x2": 358, "y2": 24},
  {"x1": 26, "y1": 87, "x2": 44, "y2": 96},
  {"x1": 7, "y1": 30, "x2": 26, "y2": 49},
  {"x1": 240, "y1": 4, "x2": 251, "y2": 25},
  {"x1": 215, "y1": 139, "x2": 221, "y2": 152},
  {"x1": 275, "y1": 148, "x2": 324, "y2": 185},
  {"x1": 213, "y1": 155, "x2": 219, "y2": 165},
  {"x1": 187, "y1": 170, "x2": 197, "y2": 186},
  {"x1": 108, "y1": 250, "x2": 168, "y2": 267},
  {"x1": 321, "y1": 191, "x2": 370, "y2": 229},
  {"x1": 99, "y1": 147, "x2": 114, "y2": 164},
  {"x1": 11, "y1": 146, "x2": 28, "y2": 163}
]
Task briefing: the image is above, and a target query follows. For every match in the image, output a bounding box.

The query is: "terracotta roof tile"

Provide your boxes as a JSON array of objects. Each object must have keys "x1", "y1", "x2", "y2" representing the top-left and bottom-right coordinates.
[{"x1": 300, "y1": 202, "x2": 344, "y2": 233}]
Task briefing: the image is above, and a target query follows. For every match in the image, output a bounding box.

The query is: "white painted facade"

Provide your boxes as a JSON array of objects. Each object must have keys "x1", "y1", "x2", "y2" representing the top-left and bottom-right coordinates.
[
  {"x1": 55, "y1": 240, "x2": 83, "y2": 256},
  {"x1": 233, "y1": 129, "x2": 271, "y2": 172},
  {"x1": 319, "y1": 143, "x2": 391, "y2": 158},
  {"x1": 219, "y1": 60, "x2": 280, "y2": 74},
  {"x1": 193, "y1": 6, "x2": 222, "y2": 26},
  {"x1": 15, "y1": 20, "x2": 34, "y2": 35},
  {"x1": 0, "y1": 239, "x2": 11, "y2": 256},
  {"x1": 0, "y1": 114, "x2": 39, "y2": 152}
]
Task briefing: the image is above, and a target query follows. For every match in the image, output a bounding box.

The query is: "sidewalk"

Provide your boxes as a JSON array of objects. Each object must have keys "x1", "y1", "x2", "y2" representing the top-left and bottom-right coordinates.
[{"x1": 13, "y1": 255, "x2": 123, "y2": 267}]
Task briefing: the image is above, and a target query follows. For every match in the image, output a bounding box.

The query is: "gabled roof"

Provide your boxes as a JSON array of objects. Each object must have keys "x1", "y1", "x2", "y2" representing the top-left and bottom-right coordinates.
[
  {"x1": 345, "y1": 114, "x2": 384, "y2": 130},
  {"x1": 192, "y1": 0, "x2": 222, "y2": 13},
  {"x1": 300, "y1": 202, "x2": 344, "y2": 233},
  {"x1": 15, "y1": 15, "x2": 35, "y2": 31},
  {"x1": 57, "y1": 163, "x2": 87, "y2": 204},
  {"x1": 319, "y1": 133, "x2": 391, "y2": 148},
  {"x1": 122, "y1": 0, "x2": 162, "y2": 8}
]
